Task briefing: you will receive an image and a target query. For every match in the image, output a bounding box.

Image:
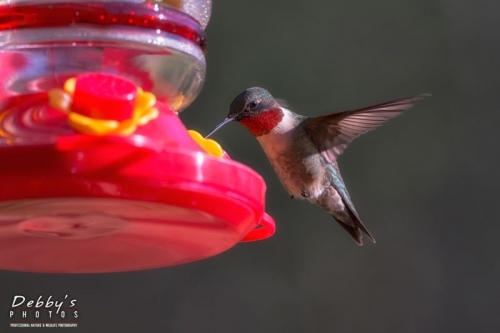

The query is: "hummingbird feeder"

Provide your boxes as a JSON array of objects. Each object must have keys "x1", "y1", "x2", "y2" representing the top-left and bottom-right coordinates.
[{"x1": 0, "y1": 0, "x2": 275, "y2": 273}]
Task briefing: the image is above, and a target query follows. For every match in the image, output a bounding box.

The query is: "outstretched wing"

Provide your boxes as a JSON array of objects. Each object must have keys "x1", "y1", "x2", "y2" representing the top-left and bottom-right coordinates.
[{"x1": 303, "y1": 94, "x2": 430, "y2": 161}]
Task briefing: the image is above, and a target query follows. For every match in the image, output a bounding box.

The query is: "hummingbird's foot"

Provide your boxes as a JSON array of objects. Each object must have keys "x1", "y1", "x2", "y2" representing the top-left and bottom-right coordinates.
[
  {"x1": 290, "y1": 195, "x2": 294, "y2": 199},
  {"x1": 301, "y1": 190, "x2": 310, "y2": 198}
]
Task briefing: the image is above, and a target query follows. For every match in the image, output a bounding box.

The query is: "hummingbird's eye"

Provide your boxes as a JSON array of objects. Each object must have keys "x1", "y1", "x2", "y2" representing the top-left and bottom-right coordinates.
[{"x1": 248, "y1": 100, "x2": 259, "y2": 111}]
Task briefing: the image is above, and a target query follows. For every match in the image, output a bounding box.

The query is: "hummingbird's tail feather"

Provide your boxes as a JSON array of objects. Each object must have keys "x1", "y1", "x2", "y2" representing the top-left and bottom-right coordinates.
[
  {"x1": 349, "y1": 208, "x2": 375, "y2": 244},
  {"x1": 332, "y1": 209, "x2": 376, "y2": 246},
  {"x1": 335, "y1": 217, "x2": 364, "y2": 245},
  {"x1": 316, "y1": 184, "x2": 376, "y2": 246},
  {"x1": 318, "y1": 165, "x2": 377, "y2": 245}
]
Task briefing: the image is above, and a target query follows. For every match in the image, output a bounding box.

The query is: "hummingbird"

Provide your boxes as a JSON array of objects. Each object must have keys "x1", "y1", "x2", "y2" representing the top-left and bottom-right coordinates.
[{"x1": 206, "y1": 88, "x2": 429, "y2": 245}]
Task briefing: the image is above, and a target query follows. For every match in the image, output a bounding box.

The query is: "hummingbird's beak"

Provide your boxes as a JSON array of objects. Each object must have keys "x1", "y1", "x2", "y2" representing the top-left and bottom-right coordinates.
[{"x1": 205, "y1": 117, "x2": 235, "y2": 138}]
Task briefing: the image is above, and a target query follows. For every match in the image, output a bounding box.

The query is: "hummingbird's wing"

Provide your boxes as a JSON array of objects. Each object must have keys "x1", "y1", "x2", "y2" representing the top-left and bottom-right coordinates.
[
  {"x1": 303, "y1": 94, "x2": 429, "y2": 161},
  {"x1": 304, "y1": 94, "x2": 428, "y2": 244}
]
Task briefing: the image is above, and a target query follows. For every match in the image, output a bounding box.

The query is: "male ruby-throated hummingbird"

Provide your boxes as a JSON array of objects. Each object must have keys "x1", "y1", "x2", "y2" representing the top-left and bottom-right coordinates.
[{"x1": 206, "y1": 88, "x2": 429, "y2": 245}]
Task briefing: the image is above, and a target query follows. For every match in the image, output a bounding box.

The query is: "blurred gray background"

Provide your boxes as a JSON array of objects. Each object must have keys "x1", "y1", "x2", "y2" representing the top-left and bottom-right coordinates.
[{"x1": 1, "y1": 0, "x2": 500, "y2": 332}]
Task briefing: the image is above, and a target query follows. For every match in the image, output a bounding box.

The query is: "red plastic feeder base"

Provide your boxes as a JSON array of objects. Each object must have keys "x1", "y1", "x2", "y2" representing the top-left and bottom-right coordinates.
[
  {"x1": 0, "y1": 76, "x2": 276, "y2": 273},
  {"x1": 0, "y1": 198, "x2": 257, "y2": 273}
]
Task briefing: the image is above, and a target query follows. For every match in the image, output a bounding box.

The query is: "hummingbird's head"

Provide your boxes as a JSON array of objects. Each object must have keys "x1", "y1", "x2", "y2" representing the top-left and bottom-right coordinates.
[{"x1": 205, "y1": 87, "x2": 284, "y2": 138}]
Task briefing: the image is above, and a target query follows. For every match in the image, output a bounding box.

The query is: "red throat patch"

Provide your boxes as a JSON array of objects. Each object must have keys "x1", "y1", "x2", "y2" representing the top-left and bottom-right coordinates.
[{"x1": 239, "y1": 108, "x2": 284, "y2": 137}]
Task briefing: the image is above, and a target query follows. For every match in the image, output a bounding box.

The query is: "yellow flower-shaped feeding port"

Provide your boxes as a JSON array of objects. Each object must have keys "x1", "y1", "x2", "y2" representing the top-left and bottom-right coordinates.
[
  {"x1": 188, "y1": 130, "x2": 225, "y2": 158},
  {"x1": 48, "y1": 74, "x2": 159, "y2": 136}
]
